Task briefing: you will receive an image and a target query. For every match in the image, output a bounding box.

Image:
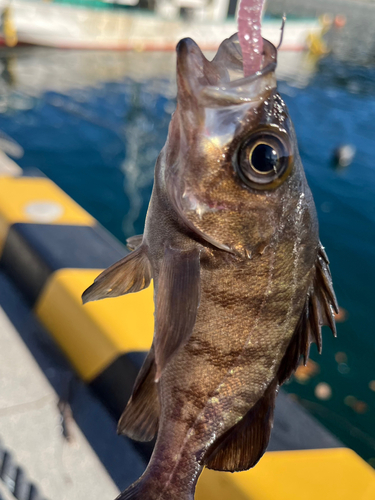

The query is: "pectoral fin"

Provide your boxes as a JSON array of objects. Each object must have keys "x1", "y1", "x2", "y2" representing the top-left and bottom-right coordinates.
[
  {"x1": 117, "y1": 347, "x2": 159, "y2": 442},
  {"x1": 203, "y1": 380, "x2": 278, "y2": 472},
  {"x1": 154, "y1": 247, "x2": 200, "y2": 380},
  {"x1": 82, "y1": 245, "x2": 152, "y2": 304}
]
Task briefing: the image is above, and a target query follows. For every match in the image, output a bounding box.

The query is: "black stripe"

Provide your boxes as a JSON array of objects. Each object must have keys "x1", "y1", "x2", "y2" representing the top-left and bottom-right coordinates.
[
  {"x1": 0, "y1": 223, "x2": 127, "y2": 305},
  {"x1": 89, "y1": 352, "x2": 147, "y2": 420},
  {"x1": 89, "y1": 351, "x2": 154, "y2": 462}
]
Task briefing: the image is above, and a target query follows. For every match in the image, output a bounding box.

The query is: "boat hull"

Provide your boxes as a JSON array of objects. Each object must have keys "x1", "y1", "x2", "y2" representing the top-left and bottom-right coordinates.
[{"x1": 0, "y1": 1, "x2": 322, "y2": 52}]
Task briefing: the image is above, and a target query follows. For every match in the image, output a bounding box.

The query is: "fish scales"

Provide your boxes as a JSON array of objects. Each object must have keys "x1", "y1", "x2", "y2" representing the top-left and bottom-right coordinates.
[{"x1": 82, "y1": 29, "x2": 337, "y2": 500}]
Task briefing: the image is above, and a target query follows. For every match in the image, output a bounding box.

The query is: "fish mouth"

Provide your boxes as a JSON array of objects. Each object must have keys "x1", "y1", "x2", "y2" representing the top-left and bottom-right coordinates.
[{"x1": 176, "y1": 33, "x2": 278, "y2": 107}]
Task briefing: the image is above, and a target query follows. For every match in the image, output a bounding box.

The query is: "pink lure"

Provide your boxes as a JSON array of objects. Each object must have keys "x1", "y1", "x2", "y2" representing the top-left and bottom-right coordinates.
[{"x1": 238, "y1": 0, "x2": 265, "y2": 77}]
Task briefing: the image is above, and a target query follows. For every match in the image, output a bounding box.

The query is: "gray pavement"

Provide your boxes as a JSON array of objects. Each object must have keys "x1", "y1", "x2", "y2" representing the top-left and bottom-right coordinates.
[
  {"x1": 0, "y1": 480, "x2": 15, "y2": 500},
  {"x1": 0, "y1": 302, "x2": 119, "y2": 500}
]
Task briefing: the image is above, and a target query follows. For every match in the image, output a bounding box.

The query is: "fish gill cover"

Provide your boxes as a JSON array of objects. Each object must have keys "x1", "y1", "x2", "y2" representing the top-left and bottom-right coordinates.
[{"x1": 82, "y1": 1, "x2": 338, "y2": 499}]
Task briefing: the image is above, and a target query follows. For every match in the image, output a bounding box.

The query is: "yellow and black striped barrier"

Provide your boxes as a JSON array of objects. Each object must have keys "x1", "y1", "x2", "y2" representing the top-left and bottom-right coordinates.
[
  {"x1": 0, "y1": 167, "x2": 374, "y2": 500},
  {"x1": 0, "y1": 168, "x2": 153, "y2": 417}
]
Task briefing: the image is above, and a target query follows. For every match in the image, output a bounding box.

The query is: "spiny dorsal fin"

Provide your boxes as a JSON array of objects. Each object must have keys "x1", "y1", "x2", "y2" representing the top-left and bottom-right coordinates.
[
  {"x1": 154, "y1": 247, "x2": 200, "y2": 381},
  {"x1": 82, "y1": 245, "x2": 152, "y2": 304},
  {"x1": 126, "y1": 234, "x2": 143, "y2": 251},
  {"x1": 203, "y1": 380, "x2": 278, "y2": 472},
  {"x1": 308, "y1": 243, "x2": 338, "y2": 348},
  {"x1": 315, "y1": 245, "x2": 339, "y2": 320},
  {"x1": 277, "y1": 242, "x2": 338, "y2": 384},
  {"x1": 117, "y1": 347, "x2": 159, "y2": 442}
]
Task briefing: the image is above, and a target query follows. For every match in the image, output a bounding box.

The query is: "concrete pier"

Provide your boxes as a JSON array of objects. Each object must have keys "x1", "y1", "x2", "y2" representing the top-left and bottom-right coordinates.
[{"x1": 0, "y1": 270, "x2": 146, "y2": 500}]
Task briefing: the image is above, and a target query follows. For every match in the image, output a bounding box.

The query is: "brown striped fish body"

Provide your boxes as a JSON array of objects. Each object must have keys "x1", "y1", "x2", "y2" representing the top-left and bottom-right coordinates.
[{"x1": 83, "y1": 34, "x2": 338, "y2": 500}]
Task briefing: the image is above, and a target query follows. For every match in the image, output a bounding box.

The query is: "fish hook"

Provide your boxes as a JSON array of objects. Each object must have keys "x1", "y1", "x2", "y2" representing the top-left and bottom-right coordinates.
[{"x1": 277, "y1": 13, "x2": 287, "y2": 50}]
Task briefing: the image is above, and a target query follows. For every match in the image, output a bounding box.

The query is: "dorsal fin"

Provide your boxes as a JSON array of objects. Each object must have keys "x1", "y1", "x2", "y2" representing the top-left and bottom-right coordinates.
[
  {"x1": 82, "y1": 245, "x2": 152, "y2": 304},
  {"x1": 154, "y1": 247, "x2": 200, "y2": 380},
  {"x1": 203, "y1": 380, "x2": 278, "y2": 472},
  {"x1": 277, "y1": 242, "x2": 338, "y2": 384},
  {"x1": 117, "y1": 347, "x2": 159, "y2": 442},
  {"x1": 307, "y1": 244, "x2": 338, "y2": 348}
]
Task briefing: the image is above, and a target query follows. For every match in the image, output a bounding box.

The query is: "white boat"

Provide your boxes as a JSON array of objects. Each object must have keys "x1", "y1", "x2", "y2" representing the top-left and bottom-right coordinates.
[{"x1": 0, "y1": 0, "x2": 324, "y2": 52}]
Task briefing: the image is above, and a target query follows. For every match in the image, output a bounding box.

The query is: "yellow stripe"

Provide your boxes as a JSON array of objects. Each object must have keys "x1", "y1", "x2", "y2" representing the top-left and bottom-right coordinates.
[
  {"x1": 0, "y1": 177, "x2": 94, "y2": 254},
  {"x1": 196, "y1": 448, "x2": 375, "y2": 500},
  {"x1": 35, "y1": 268, "x2": 154, "y2": 381}
]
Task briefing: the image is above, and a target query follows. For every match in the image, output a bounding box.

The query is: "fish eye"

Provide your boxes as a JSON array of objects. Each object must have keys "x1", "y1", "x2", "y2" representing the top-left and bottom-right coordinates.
[
  {"x1": 236, "y1": 130, "x2": 293, "y2": 190},
  {"x1": 250, "y1": 144, "x2": 278, "y2": 174}
]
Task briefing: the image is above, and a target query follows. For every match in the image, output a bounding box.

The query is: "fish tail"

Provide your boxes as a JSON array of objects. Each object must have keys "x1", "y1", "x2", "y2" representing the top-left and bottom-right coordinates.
[
  {"x1": 116, "y1": 477, "x2": 193, "y2": 500},
  {"x1": 117, "y1": 438, "x2": 198, "y2": 500},
  {"x1": 115, "y1": 480, "x2": 145, "y2": 500}
]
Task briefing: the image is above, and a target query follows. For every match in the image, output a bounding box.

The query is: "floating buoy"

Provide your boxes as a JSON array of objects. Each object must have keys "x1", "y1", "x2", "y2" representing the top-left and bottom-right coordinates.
[{"x1": 333, "y1": 144, "x2": 356, "y2": 168}]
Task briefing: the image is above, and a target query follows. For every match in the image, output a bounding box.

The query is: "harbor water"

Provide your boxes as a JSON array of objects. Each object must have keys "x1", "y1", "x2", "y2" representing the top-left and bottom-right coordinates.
[{"x1": 0, "y1": 42, "x2": 374, "y2": 467}]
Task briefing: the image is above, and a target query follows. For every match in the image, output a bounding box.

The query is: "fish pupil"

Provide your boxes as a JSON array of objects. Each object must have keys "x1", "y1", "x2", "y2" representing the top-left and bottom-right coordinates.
[
  {"x1": 236, "y1": 129, "x2": 291, "y2": 190},
  {"x1": 250, "y1": 144, "x2": 279, "y2": 174}
]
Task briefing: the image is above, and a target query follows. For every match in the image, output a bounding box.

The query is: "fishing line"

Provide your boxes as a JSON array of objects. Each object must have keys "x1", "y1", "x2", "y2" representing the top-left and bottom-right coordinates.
[{"x1": 277, "y1": 14, "x2": 287, "y2": 50}]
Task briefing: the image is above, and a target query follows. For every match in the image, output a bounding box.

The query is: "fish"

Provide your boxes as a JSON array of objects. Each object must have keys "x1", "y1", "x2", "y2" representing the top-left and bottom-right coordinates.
[{"x1": 82, "y1": 4, "x2": 338, "y2": 500}]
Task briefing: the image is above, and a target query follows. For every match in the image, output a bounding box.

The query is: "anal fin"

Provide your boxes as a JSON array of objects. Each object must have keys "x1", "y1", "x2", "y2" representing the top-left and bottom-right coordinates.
[
  {"x1": 82, "y1": 245, "x2": 152, "y2": 304},
  {"x1": 203, "y1": 380, "x2": 278, "y2": 472},
  {"x1": 154, "y1": 246, "x2": 200, "y2": 380},
  {"x1": 117, "y1": 347, "x2": 159, "y2": 442}
]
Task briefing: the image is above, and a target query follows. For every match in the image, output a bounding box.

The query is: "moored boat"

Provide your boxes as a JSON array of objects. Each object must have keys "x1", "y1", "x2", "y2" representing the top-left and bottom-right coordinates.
[{"x1": 0, "y1": 0, "x2": 324, "y2": 52}]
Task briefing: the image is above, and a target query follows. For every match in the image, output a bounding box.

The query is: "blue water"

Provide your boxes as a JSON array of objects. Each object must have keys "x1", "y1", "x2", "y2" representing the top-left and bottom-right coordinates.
[
  {"x1": 279, "y1": 65, "x2": 375, "y2": 462},
  {"x1": 0, "y1": 49, "x2": 374, "y2": 465}
]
